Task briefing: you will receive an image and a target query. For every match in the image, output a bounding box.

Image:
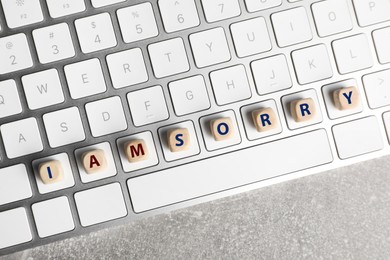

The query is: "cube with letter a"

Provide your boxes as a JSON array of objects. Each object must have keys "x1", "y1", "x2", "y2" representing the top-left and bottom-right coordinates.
[{"x1": 82, "y1": 149, "x2": 107, "y2": 174}]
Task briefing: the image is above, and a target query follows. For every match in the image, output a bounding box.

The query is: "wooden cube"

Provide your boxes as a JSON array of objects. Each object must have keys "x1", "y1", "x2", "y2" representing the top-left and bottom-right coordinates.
[
  {"x1": 168, "y1": 128, "x2": 191, "y2": 152},
  {"x1": 333, "y1": 86, "x2": 360, "y2": 110},
  {"x1": 82, "y1": 149, "x2": 107, "y2": 174},
  {"x1": 252, "y1": 107, "x2": 278, "y2": 132},
  {"x1": 290, "y1": 98, "x2": 316, "y2": 122},
  {"x1": 125, "y1": 139, "x2": 149, "y2": 163},
  {"x1": 39, "y1": 160, "x2": 64, "y2": 184},
  {"x1": 210, "y1": 117, "x2": 234, "y2": 141}
]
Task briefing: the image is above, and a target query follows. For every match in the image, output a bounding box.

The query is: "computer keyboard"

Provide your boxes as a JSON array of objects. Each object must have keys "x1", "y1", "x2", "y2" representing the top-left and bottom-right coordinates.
[{"x1": 1, "y1": 0, "x2": 390, "y2": 255}]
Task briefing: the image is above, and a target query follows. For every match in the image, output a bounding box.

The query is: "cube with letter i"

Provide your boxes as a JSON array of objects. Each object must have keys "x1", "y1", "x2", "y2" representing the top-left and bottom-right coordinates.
[{"x1": 39, "y1": 160, "x2": 64, "y2": 184}]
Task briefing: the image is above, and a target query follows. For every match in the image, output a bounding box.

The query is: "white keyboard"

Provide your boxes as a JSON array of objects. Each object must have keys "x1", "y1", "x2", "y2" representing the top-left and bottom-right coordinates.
[{"x1": 1, "y1": 0, "x2": 390, "y2": 255}]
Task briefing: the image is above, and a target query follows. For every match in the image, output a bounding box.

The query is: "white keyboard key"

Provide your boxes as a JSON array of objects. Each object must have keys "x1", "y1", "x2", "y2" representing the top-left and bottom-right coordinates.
[
  {"x1": 159, "y1": 0, "x2": 200, "y2": 33},
  {"x1": 251, "y1": 54, "x2": 292, "y2": 95},
  {"x1": 127, "y1": 86, "x2": 169, "y2": 126},
  {"x1": 169, "y1": 75, "x2": 211, "y2": 116},
  {"x1": 0, "y1": 164, "x2": 32, "y2": 206},
  {"x1": 1, "y1": 118, "x2": 43, "y2": 159},
  {"x1": 333, "y1": 117, "x2": 383, "y2": 159},
  {"x1": 201, "y1": 0, "x2": 241, "y2": 22},
  {"x1": 33, "y1": 23, "x2": 75, "y2": 64},
  {"x1": 85, "y1": 96, "x2": 127, "y2": 137},
  {"x1": 0, "y1": 79, "x2": 22, "y2": 118},
  {"x1": 32, "y1": 197, "x2": 75, "y2": 238},
  {"x1": 245, "y1": 0, "x2": 281, "y2": 13},
  {"x1": 148, "y1": 38, "x2": 189, "y2": 78},
  {"x1": 128, "y1": 129, "x2": 332, "y2": 212},
  {"x1": 210, "y1": 65, "x2": 251, "y2": 105},
  {"x1": 0, "y1": 33, "x2": 33, "y2": 74},
  {"x1": 292, "y1": 44, "x2": 333, "y2": 85},
  {"x1": 312, "y1": 0, "x2": 353, "y2": 37},
  {"x1": 75, "y1": 183, "x2": 127, "y2": 227},
  {"x1": 1, "y1": 0, "x2": 43, "y2": 28},
  {"x1": 64, "y1": 58, "x2": 107, "y2": 99},
  {"x1": 271, "y1": 7, "x2": 312, "y2": 47},
  {"x1": 0, "y1": 208, "x2": 32, "y2": 249},
  {"x1": 332, "y1": 34, "x2": 373, "y2": 74},
  {"x1": 92, "y1": 0, "x2": 125, "y2": 8},
  {"x1": 46, "y1": 0, "x2": 86, "y2": 18},
  {"x1": 190, "y1": 27, "x2": 231, "y2": 68},
  {"x1": 373, "y1": 27, "x2": 390, "y2": 64},
  {"x1": 363, "y1": 69, "x2": 390, "y2": 109},
  {"x1": 353, "y1": 0, "x2": 390, "y2": 27},
  {"x1": 22, "y1": 69, "x2": 65, "y2": 110},
  {"x1": 75, "y1": 13, "x2": 117, "y2": 54},
  {"x1": 117, "y1": 3, "x2": 159, "y2": 43},
  {"x1": 43, "y1": 107, "x2": 85, "y2": 148},
  {"x1": 106, "y1": 48, "x2": 148, "y2": 89},
  {"x1": 230, "y1": 17, "x2": 272, "y2": 58}
]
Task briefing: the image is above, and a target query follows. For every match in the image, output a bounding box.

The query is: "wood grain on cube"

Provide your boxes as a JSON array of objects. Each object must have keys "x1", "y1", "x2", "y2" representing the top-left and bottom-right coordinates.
[
  {"x1": 168, "y1": 128, "x2": 190, "y2": 152},
  {"x1": 333, "y1": 86, "x2": 360, "y2": 110},
  {"x1": 82, "y1": 149, "x2": 107, "y2": 174},
  {"x1": 252, "y1": 107, "x2": 278, "y2": 132},
  {"x1": 210, "y1": 117, "x2": 234, "y2": 141},
  {"x1": 125, "y1": 139, "x2": 149, "y2": 163},
  {"x1": 291, "y1": 98, "x2": 316, "y2": 122},
  {"x1": 39, "y1": 160, "x2": 64, "y2": 184}
]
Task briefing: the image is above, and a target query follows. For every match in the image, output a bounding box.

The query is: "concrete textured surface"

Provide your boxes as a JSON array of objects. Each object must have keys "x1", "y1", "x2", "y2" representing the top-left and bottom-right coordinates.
[{"x1": 3, "y1": 156, "x2": 390, "y2": 260}]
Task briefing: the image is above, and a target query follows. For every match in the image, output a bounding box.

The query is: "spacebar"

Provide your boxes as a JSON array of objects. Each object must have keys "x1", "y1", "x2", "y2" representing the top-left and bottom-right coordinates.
[{"x1": 128, "y1": 129, "x2": 333, "y2": 213}]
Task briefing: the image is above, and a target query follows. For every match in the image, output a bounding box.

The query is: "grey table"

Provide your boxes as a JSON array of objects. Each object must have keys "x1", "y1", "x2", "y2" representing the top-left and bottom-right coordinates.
[{"x1": 3, "y1": 157, "x2": 390, "y2": 259}]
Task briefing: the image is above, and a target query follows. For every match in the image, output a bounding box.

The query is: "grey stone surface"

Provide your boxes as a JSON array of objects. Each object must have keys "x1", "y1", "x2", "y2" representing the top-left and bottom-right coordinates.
[{"x1": 3, "y1": 157, "x2": 390, "y2": 260}]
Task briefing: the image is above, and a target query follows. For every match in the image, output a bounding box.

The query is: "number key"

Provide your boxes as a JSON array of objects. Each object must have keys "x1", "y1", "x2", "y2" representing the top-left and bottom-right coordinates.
[
  {"x1": 0, "y1": 33, "x2": 33, "y2": 75},
  {"x1": 201, "y1": 0, "x2": 241, "y2": 23},
  {"x1": 159, "y1": 0, "x2": 200, "y2": 33}
]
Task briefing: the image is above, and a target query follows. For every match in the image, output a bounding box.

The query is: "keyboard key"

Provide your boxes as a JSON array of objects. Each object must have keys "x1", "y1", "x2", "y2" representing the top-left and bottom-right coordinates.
[
  {"x1": 333, "y1": 116, "x2": 383, "y2": 159},
  {"x1": 312, "y1": 0, "x2": 353, "y2": 37},
  {"x1": 43, "y1": 107, "x2": 85, "y2": 148},
  {"x1": 363, "y1": 69, "x2": 390, "y2": 109},
  {"x1": 292, "y1": 44, "x2": 333, "y2": 85},
  {"x1": 82, "y1": 150, "x2": 107, "y2": 174},
  {"x1": 373, "y1": 27, "x2": 390, "y2": 64},
  {"x1": 251, "y1": 54, "x2": 292, "y2": 95},
  {"x1": 0, "y1": 79, "x2": 22, "y2": 118},
  {"x1": 148, "y1": 38, "x2": 190, "y2": 78},
  {"x1": 106, "y1": 48, "x2": 148, "y2": 89},
  {"x1": 245, "y1": 0, "x2": 281, "y2": 13},
  {"x1": 0, "y1": 164, "x2": 32, "y2": 206},
  {"x1": 1, "y1": 0, "x2": 43, "y2": 28},
  {"x1": 353, "y1": 0, "x2": 390, "y2": 27},
  {"x1": 85, "y1": 96, "x2": 127, "y2": 137},
  {"x1": 201, "y1": 0, "x2": 241, "y2": 23},
  {"x1": 332, "y1": 34, "x2": 373, "y2": 74},
  {"x1": 1, "y1": 117, "x2": 43, "y2": 159},
  {"x1": 230, "y1": 17, "x2": 272, "y2": 58},
  {"x1": 159, "y1": 0, "x2": 200, "y2": 33},
  {"x1": 32, "y1": 196, "x2": 74, "y2": 238},
  {"x1": 22, "y1": 69, "x2": 65, "y2": 110},
  {"x1": 210, "y1": 65, "x2": 251, "y2": 105},
  {"x1": 333, "y1": 87, "x2": 360, "y2": 111},
  {"x1": 190, "y1": 27, "x2": 231, "y2": 68},
  {"x1": 91, "y1": 0, "x2": 125, "y2": 8},
  {"x1": 117, "y1": 3, "x2": 159, "y2": 43},
  {"x1": 46, "y1": 0, "x2": 86, "y2": 18},
  {"x1": 200, "y1": 110, "x2": 241, "y2": 151},
  {"x1": 75, "y1": 13, "x2": 117, "y2": 54},
  {"x1": 64, "y1": 58, "x2": 107, "y2": 99},
  {"x1": 38, "y1": 160, "x2": 64, "y2": 184},
  {"x1": 75, "y1": 183, "x2": 127, "y2": 227},
  {"x1": 32, "y1": 23, "x2": 75, "y2": 64},
  {"x1": 118, "y1": 131, "x2": 159, "y2": 172},
  {"x1": 33, "y1": 153, "x2": 75, "y2": 194},
  {"x1": 169, "y1": 75, "x2": 211, "y2": 116},
  {"x1": 0, "y1": 33, "x2": 33, "y2": 74},
  {"x1": 127, "y1": 86, "x2": 169, "y2": 126},
  {"x1": 0, "y1": 208, "x2": 32, "y2": 249},
  {"x1": 159, "y1": 121, "x2": 200, "y2": 161},
  {"x1": 271, "y1": 7, "x2": 312, "y2": 47},
  {"x1": 128, "y1": 129, "x2": 332, "y2": 213}
]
